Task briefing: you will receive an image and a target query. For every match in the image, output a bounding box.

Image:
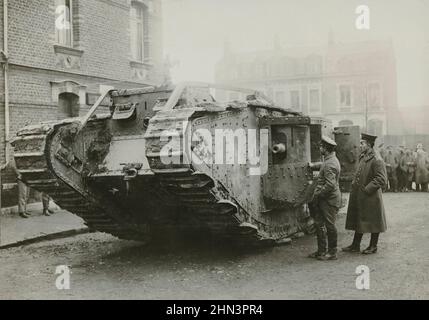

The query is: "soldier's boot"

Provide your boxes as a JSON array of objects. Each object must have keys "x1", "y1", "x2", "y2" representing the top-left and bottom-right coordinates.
[
  {"x1": 362, "y1": 247, "x2": 377, "y2": 254},
  {"x1": 308, "y1": 225, "x2": 327, "y2": 258},
  {"x1": 19, "y1": 212, "x2": 30, "y2": 218},
  {"x1": 362, "y1": 233, "x2": 379, "y2": 254},
  {"x1": 317, "y1": 251, "x2": 338, "y2": 261},
  {"x1": 342, "y1": 245, "x2": 360, "y2": 252},
  {"x1": 319, "y1": 227, "x2": 338, "y2": 260},
  {"x1": 342, "y1": 232, "x2": 363, "y2": 253},
  {"x1": 308, "y1": 251, "x2": 325, "y2": 258},
  {"x1": 42, "y1": 195, "x2": 53, "y2": 215},
  {"x1": 318, "y1": 243, "x2": 338, "y2": 260}
]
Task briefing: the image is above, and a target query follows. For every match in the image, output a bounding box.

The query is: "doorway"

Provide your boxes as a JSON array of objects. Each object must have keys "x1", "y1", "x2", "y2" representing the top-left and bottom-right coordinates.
[{"x1": 58, "y1": 92, "x2": 80, "y2": 118}]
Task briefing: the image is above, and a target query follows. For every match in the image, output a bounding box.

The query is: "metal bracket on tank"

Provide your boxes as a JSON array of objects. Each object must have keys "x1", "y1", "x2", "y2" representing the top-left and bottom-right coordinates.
[{"x1": 121, "y1": 162, "x2": 143, "y2": 195}]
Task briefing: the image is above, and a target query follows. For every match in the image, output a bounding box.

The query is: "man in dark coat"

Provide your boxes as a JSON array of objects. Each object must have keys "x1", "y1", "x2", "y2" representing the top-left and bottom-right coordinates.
[
  {"x1": 308, "y1": 136, "x2": 342, "y2": 260},
  {"x1": 343, "y1": 133, "x2": 387, "y2": 254}
]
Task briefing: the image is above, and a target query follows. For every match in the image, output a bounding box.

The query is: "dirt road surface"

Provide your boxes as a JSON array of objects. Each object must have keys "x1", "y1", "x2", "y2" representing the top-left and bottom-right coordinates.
[{"x1": 0, "y1": 193, "x2": 428, "y2": 299}]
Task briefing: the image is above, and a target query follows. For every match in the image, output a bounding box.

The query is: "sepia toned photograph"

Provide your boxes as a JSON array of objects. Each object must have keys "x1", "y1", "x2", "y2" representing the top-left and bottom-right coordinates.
[{"x1": 0, "y1": 0, "x2": 428, "y2": 303}]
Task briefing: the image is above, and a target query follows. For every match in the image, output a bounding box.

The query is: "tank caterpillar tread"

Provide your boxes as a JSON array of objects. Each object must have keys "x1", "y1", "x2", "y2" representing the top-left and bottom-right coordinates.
[
  {"x1": 12, "y1": 121, "x2": 149, "y2": 241},
  {"x1": 155, "y1": 169, "x2": 270, "y2": 246},
  {"x1": 144, "y1": 108, "x2": 299, "y2": 246}
]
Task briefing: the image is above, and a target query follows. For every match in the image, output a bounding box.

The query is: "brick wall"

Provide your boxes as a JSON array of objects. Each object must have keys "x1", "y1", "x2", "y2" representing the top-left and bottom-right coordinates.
[
  {"x1": 0, "y1": 0, "x2": 166, "y2": 207},
  {"x1": 0, "y1": 1, "x2": 3, "y2": 51},
  {"x1": 0, "y1": 1, "x2": 4, "y2": 165},
  {"x1": 0, "y1": 103, "x2": 4, "y2": 165},
  {"x1": 5, "y1": 0, "x2": 164, "y2": 82},
  {"x1": 0, "y1": 0, "x2": 165, "y2": 149},
  {"x1": 5, "y1": 66, "x2": 150, "y2": 140}
]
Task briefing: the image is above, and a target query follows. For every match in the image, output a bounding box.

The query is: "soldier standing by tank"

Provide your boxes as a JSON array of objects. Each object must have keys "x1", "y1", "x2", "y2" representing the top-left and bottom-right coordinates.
[
  {"x1": 17, "y1": 175, "x2": 31, "y2": 218},
  {"x1": 343, "y1": 133, "x2": 387, "y2": 254},
  {"x1": 308, "y1": 136, "x2": 342, "y2": 261},
  {"x1": 41, "y1": 192, "x2": 54, "y2": 216},
  {"x1": 12, "y1": 159, "x2": 30, "y2": 218},
  {"x1": 384, "y1": 146, "x2": 399, "y2": 192},
  {"x1": 415, "y1": 143, "x2": 429, "y2": 192}
]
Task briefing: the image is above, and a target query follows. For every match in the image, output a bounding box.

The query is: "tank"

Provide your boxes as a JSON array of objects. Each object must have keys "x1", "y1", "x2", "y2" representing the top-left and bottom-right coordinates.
[
  {"x1": 11, "y1": 82, "x2": 354, "y2": 246},
  {"x1": 333, "y1": 125, "x2": 361, "y2": 192}
]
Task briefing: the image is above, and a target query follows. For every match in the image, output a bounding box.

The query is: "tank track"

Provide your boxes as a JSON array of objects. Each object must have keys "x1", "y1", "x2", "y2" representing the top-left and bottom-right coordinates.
[
  {"x1": 153, "y1": 169, "x2": 271, "y2": 246},
  {"x1": 145, "y1": 110, "x2": 288, "y2": 247},
  {"x1": 13, "y1": 121, "x2": 148, "y2": 241}
]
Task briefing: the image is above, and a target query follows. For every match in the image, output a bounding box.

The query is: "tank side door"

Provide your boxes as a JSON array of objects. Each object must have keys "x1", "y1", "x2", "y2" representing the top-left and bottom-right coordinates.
[
  {"x1": 334, "y1": 125, "x2": 360, "y2": 192},
  {"x1": 260, "y1": 116, "x2": 314, "y2": 210}
]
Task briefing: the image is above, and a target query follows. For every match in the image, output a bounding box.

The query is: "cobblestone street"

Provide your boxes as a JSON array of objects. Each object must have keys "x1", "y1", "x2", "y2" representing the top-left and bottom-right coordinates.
[{"x1": 0, "y1": 192, "x2": 428, "y2": 300}]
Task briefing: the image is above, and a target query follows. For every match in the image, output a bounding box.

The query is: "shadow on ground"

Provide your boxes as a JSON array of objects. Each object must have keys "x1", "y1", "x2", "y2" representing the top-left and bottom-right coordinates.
[{"x1": 99, "y1": 234, "x2": 275, "y2": 265}]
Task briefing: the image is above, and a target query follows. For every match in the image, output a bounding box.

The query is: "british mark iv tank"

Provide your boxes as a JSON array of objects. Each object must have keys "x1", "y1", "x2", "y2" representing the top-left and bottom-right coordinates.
[{"x1": 11, "y1": 82, "x2": 357, "y2": 246}]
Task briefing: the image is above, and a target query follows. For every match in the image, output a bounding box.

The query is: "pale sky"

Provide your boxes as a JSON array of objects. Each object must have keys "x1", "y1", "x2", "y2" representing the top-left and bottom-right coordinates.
[{"x1": 162, "y1": 0, "x2": 429, "y2": 107}]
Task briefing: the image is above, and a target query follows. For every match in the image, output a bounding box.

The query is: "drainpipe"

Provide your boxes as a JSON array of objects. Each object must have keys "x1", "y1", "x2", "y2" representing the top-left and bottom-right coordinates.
[
  {"x1": 2, "y1": 0, "x2": 9, "y2": 162},
  {"x1": 0, "y1": 0, "x2": 7, "y2": 233}
]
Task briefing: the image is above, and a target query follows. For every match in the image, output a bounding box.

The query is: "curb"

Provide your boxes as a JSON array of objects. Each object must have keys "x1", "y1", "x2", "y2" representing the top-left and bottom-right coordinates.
[
  {"x1": 0, "y1": 227, "x2": 93, "y2": 250},
  {"x1": 1, "y1": 202, "x2": 61, "y2": 216}
]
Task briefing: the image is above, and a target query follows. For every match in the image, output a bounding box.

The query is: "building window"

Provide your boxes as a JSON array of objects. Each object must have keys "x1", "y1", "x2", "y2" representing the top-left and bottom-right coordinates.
[
  {"x1": 55, "y1": 0, "x2": 73, "y2": 47},
  {"x1": 130, "y1": 3, "x2": 145, "y2": 62},
  {"x1": 309, "y1": 88, "x2": 321, "y2": 113},
  {"x1": 368, "y1": 82, "x2": 381, "y2": 108},
  {"x1": 290, "y1": 90, "x2": 300, "y2": 110},
  {"x1": 339, "y1": 84, "x2": 352, "y2": 109}
]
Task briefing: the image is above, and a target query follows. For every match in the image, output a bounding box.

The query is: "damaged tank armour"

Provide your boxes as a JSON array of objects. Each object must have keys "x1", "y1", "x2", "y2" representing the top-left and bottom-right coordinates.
[{"x1": 11, "y1": 82, "x2": 354, "y2": 246}]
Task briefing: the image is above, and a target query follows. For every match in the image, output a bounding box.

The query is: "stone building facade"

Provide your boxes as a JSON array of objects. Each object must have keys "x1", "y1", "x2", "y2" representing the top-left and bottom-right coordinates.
[
  {"x1": 215, "y1": 39, "x2": 400, "y2": 137},
  {"x1": 0, "y1": 0, "x2": 166, "y2": 206}
]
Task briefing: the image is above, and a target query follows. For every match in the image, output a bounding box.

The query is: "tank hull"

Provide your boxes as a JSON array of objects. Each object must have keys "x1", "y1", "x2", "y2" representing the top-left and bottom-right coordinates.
[{"x1": 12, "y1": 83, "x2": 325, "y2": 246}]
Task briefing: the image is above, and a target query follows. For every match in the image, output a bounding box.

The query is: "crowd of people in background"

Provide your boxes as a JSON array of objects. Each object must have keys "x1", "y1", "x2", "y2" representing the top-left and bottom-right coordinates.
[{"x1": 378, "y1": 143, "x2": 429, "y2": 192}]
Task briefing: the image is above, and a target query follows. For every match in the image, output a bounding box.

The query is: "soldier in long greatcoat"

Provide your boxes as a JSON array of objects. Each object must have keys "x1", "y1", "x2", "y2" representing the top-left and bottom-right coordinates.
[{"x1": 343, "y1": 133, "x2": 387, "y2": 254}]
